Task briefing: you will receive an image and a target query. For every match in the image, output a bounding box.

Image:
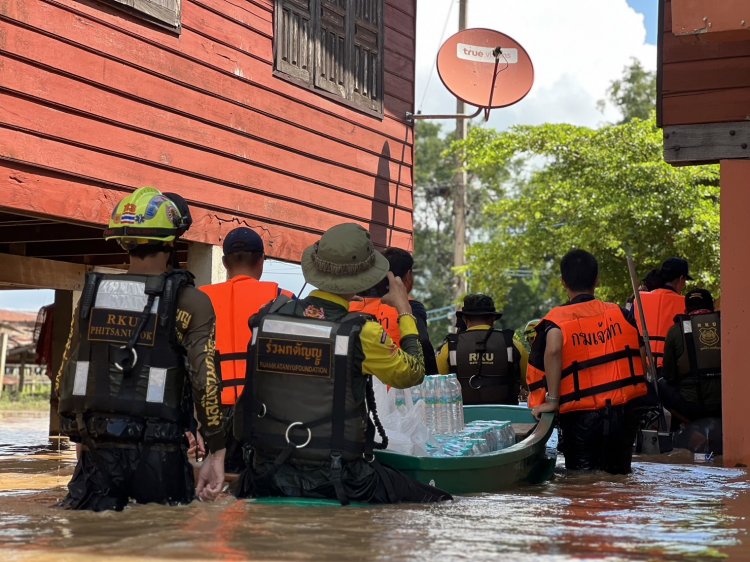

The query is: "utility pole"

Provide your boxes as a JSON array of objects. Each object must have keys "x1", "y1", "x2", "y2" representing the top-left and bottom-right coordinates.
[{"x1": 452, "y1": 0, "x2": 468, "y2": 301}]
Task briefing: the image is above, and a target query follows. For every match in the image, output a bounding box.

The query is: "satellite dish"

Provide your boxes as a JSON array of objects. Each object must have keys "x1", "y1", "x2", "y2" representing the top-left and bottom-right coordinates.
[{"x1": 437, "y1": 28, "x2": 534, "y2": 111}]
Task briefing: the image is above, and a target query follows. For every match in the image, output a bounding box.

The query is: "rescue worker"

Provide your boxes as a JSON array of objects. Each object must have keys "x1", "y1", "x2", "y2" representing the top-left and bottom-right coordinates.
[
  {"x1": 659, "y1": 289, "x2": 721, "y2": 422},
  {"x1": 200, "y1": 227, "x2": 294, "y2": 473},
  {"x1": 435, "y1": 294, "x2": 522, "y2": 405},
  {"x1": 56, "y1": 187, "x2": 225, "y2": 510},
  {"x1": 527, "y1": 249, "x2": 648, "y2": 473},
  {"x1": 233, "y1": 223, "x2": 451, "y2": 504},
  {"x1": 349, "y1": 247, "x2": 438, "y2": 374},
  {"x1": 516, "y1": 319, "x2": 541, "y2": 400},
  {"x1": 634, "y1": 257, "x2": 693, "y2": 369}
]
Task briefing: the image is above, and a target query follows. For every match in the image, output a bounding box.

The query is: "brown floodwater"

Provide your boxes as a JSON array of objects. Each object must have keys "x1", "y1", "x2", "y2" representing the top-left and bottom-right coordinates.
[{"x1": 1, "y1": 411, "x2": 748, "y2": 562}]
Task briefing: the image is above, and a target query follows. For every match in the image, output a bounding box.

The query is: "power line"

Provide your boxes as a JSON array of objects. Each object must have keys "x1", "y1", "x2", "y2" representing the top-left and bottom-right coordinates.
[{"x1": 417, "y1": 0, "x2": 456, "y2": 113}]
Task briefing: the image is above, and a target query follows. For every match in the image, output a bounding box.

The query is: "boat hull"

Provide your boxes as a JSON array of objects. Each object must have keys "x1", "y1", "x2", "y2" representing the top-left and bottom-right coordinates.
[{"x1": 374, "y1": 405, "x2": 556, "y2": 494}]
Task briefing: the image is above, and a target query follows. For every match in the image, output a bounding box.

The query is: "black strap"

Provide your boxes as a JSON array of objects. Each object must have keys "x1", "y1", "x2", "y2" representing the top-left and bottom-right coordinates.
[
  {"x1": 528, "y1": 378, "x2": 547, "y2": 392},
  {"x1": 560, "y1": 348, "x2": 641, "y2": 379},
  {"x1": 218, "y1": 352, "x2": 247, "y2": 362},
  {"x1": 329, "y1": 453, "x2": 349, "y2": 505},
  {"x1": 103, "y1": 226, "x2": 179, "y2": 238},
  {"x1": 649, "y1": 336, "x2": 666, "y2": 342},
  {"x1": 559, "y1": 374, "x2": 648, "y2": 405},
  {"x1": 79, "y1": 273, "x2": 103, "y2": 321}
]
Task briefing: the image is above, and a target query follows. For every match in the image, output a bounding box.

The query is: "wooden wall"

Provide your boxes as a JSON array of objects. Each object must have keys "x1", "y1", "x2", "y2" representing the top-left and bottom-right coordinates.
[
  {"x1": 659, "y1": 0, "x2": 750, "y2": 127},
  {"x1": 0, "y1": 0, "x2": 416, "y2": 262}
]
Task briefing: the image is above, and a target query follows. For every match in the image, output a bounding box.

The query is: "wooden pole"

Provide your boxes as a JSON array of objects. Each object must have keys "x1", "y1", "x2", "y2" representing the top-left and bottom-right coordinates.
[
  {"x1": 452, "y1": 0, "x2": 468, "y2": 300},
  {"x1": 0, "y1": 332, "x2": 8, "y2": 400}
]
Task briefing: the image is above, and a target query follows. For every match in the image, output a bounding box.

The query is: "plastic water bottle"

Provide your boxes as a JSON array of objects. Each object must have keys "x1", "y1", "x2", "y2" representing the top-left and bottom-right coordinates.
[
  {"x1": 446, "y1": 374, "x2": 465, "y2": 432},
  {"x1": 435, "y1": 376, "x2": 453, "y2": 435},
  {"x1": 392, "y1": 388, "x2": 406, "y2": 408},
  {"x1": 423, "y1": 377, "x2": 438, "y2": 433},
  {"x1": 411, "y1": 383, "x2": 423, "y2": 405}
]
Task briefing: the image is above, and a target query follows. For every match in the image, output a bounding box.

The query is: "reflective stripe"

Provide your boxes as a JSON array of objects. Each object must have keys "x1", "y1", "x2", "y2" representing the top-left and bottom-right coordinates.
[
  {"x1": 449, "y1": 350, "x2": 457, "y2": 367},
  {"x1": 507, "y1": 346, "x2": 514, "y2": 362},
  {"x1": 146, "y1": 367, "x2": 167, "y2": 403},
  {"x1": 262, "y1": 318, "x2": 332, "y2": 339},
  {"x1": 335, "y1": 335, "x2": 350, "y2": 356},
  {"x1": 73, "y1": 361, "x2": 89, "y2": 396},
  {"x1": 251, "y1": 329, "x2": 259, "y2": 346},
  {"x1": 683, "y1": 320, "x2": 692, "y2": 333},
  {"x1": 94, "y1": 280, "x2": 160, "y2": 312}
]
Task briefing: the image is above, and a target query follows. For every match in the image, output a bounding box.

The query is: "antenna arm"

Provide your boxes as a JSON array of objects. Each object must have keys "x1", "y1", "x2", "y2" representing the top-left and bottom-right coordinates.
[{"x1": 405, "y1": 106, "x2": 483, "y2": 125}]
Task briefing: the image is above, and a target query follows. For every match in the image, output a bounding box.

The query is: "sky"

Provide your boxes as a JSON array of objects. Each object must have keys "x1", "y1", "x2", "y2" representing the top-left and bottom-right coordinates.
[{"x1": 0, "y1": 0, "x2": 657, "y2": 312}]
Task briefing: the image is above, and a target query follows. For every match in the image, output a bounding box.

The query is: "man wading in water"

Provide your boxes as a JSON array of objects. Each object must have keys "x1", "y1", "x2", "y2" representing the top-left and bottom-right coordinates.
[
  {"x1": 527, "y1": 250, "x2": 649, "y2": 473},
  {"x1": 56, "y1": 187, "x2": 225, "y2": 510},
  {"x1": 233, "y1": 223, "x2": 451, "y2": 504}
]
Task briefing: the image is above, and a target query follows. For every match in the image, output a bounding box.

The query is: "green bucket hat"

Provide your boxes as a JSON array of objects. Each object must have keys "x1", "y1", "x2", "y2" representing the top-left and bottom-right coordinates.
[{"x1": 301, "y1": 223, "x2": 389, "y2": 294}]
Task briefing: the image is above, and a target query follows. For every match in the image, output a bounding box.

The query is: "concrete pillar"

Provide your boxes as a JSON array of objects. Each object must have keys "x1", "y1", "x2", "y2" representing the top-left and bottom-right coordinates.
[
  {"x1": 720, "y1": 159, "x2": 750, "y2": 467},
  {"x1": 187, "y1": 242, "x2": 226, "y2": 287}
]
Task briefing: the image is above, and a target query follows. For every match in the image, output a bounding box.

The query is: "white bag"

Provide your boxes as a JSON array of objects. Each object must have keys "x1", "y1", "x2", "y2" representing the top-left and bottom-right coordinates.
[{"x1": 372, "y1": 378, "x2": 432, "y2": 456}]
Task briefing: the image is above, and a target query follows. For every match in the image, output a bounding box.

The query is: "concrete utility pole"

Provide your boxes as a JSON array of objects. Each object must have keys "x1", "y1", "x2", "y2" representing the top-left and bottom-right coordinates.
[{"x1": 452, "y1": 0, "x2": 468, "y2": 300}]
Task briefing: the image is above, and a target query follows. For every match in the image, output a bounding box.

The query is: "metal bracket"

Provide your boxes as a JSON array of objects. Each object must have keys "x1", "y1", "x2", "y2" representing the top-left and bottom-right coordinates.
[{"x1": 406, "y1": 106, "x2": 483, "y2": 125}]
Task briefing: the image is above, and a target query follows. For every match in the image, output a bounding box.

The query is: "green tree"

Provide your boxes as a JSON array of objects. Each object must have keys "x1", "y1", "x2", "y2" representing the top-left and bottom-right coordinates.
[
  {"x1": 412, "y1": 121, "x2": 457, "y2": 341},
  {"x1": 598, "y1": 58, "x2": 656, "y2": 123},
  {"x1": 457, "y1": 117, "x2": 720, "y2": 314}
]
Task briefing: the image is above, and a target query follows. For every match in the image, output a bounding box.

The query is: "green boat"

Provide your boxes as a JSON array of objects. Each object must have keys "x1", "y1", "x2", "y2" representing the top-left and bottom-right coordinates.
[{"x1": 374, "y1": 405, "x2": 557, "y2": 494}]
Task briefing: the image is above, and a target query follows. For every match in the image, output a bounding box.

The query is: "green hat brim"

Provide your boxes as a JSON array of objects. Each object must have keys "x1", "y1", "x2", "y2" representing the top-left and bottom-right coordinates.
[{"x1": 300, "y1": 244, "x2": 390, "y2": 295}]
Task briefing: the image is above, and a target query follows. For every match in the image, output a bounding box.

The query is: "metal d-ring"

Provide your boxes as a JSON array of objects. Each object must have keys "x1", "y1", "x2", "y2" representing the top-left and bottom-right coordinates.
[
  {"x1": 285, "y1": 422, "x2": 312, "y2": 449},
  {"x1": 256, "y1": 403, "x2": 267, "y2": 418},
  {"x1": 363, "y1": 453, "x2": 375, "y2": 463},
  {"x1": 113, "y1": 346, "x2": 138, "y2": 372},
  {"x1": 469, "y1": 374, "x2": 482, "y2": 390}
]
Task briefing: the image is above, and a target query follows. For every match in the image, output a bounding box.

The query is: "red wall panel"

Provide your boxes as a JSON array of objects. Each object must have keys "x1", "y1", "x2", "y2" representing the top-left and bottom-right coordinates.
[{"x1": 0, "y1": 0, "x2": 416, "y2": 259}]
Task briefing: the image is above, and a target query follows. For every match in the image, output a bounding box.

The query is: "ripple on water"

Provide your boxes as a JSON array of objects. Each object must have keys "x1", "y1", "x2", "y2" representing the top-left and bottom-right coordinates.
[{"x1": 0, "y1": 415, "x2": 748, "y2": 561}]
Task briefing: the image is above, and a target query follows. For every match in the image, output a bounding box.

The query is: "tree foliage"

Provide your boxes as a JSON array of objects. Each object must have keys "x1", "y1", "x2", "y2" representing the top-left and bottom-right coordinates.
[
  {"x1": 598, "y1": 58, "x2": 656, "y2": 123},
  {"x1": 457, "y1": 117, "x2": 720, "y2": 312}
]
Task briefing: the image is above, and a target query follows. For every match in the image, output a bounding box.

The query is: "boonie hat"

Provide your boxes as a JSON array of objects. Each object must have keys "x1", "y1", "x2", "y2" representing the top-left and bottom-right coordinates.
[
  {"x1": 456, "y1": 294, "x2": 503, "y2": 320},
  {"x1": 223, "y1": 227, "x2": 264, "y2": 256},
  {"x1": 660, "y1": 257, "x2": 694, "y2": 281},
  {"x1": 685, "y1": 288, "x2": 714, "y2": 313},
  {"x1": 301, "y1": 223, "x2": 389, "y2": 294}
]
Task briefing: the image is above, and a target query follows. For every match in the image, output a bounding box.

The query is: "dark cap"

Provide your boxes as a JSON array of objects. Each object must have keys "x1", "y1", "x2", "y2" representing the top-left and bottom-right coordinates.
[
  {"x1": 456, "y1": 294, "x2": 503, "y2": 319},
  {"x1": 223, "y1": 227, "x2": 264, "y2": 255},
  {"x1": 685, "y1": 288, "x2": 714, "y2": 313},
  {"x1": 660, "y1": 257, "x2": 693, "y2": 281}
]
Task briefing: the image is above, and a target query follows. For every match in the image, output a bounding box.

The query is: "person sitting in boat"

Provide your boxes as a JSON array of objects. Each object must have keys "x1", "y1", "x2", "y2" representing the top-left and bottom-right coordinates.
[
  {"x1": 527, "y1": 249, "x2": 649, "y2": 474},
  {"x1": 658, "y1": 288, "x2": 721, "y2": 423},
  {"x1": 349, "y1": 247, "x2": 438, "y2": 374},
  {"x1": 232, "y1": 223, "x2": 451, "y2": 505},
  {"x1": 436, "y1": 294, "x2": 522, "y2": 405}
]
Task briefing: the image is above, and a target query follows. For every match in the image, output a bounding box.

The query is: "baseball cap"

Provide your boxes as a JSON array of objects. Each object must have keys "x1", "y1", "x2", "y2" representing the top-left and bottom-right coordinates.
[
  {"x1": 660, "y1": 257, "x2": 693, "y2": 281},
  {"x1": 685, "y1": 288, "x2": 714, "y2": 313},
  {"x1": 223, "y1": 227, "x2": 264, "y2": 255}
]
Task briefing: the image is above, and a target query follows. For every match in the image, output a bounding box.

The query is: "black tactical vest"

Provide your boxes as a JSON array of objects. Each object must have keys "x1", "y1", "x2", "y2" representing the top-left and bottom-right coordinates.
[
  {"x1": 446, "y1": 329, "x2": 518, "y2": 405},
  {"x1": 235, "y1": 297, "x2": 377, "y2": 467},
  {"x1": 58, "y1": 271, "x2": 192, "y2": 439},
  {"x1": 677, "y1": 312, "x2": 722, "y2": 382}
]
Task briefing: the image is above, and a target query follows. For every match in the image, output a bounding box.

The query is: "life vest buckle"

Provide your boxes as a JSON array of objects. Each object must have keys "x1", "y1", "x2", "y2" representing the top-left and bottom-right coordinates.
[
  {"x1": 285, "y1": 422, "x2": 312, "y2": 449},
  {"x1": 256, "y1": 403, "x2": 267, "y2": 418},
  {"x1": 113, "y1": 346, "x2": 138, "y2": 372}
]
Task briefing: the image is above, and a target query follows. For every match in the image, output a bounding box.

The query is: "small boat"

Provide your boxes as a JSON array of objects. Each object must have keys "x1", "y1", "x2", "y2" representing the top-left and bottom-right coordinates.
[{"x1": 374, "y1": 405, "x2": 557, "y2": 494}]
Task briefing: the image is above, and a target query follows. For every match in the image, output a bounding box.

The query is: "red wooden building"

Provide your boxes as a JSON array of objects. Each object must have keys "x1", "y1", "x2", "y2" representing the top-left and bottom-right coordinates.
[
  {"x1": 0, "y1": 0, "x2": 416, "y2": 270},
  {"x1": 0, "y1": 0, "x2": 417, "y2": 429},
  {"x1": 658, "y1": 0, "x2": 750, "y2": 466}
]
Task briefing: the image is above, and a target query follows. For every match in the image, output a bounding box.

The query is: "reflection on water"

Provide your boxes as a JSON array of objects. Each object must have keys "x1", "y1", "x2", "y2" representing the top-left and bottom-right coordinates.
[{"x1": 0, "y1": 412, "x2": 748, "y2": 561}]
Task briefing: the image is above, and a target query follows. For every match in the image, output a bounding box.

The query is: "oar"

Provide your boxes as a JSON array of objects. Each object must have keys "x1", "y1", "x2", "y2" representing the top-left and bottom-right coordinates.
[{"x1": 626, "y1": 255, "x2": 670, "y2": 434}]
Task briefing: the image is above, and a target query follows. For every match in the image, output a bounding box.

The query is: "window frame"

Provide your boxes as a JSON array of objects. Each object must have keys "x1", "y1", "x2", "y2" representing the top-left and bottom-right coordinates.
[
  {"x1": 100, "y1": 0, "x2": 182, "y2": 33},
  {"x1": 273, "y1": 0, "x2": 385, "y2": 119}
]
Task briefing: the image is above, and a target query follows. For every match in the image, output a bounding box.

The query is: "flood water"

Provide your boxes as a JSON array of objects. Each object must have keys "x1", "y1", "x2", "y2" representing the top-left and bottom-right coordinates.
[{"x1": 1, "y1": 411, "x2": 748, "y2": 561}]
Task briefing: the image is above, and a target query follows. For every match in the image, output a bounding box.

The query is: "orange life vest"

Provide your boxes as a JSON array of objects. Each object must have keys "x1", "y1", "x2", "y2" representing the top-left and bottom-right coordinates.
[
  {"x1": 201, "y1": 276, "x2": 292, "y2": 406},
  {"x1": 349, "y1": 297, "x2": 401, "y2": 345},
  {"x1": 633, "y1": 288, "x2": 685, "y2": 367},
  {"x1": 527, "y1": 299, "x2": 648, "y2": 414}
]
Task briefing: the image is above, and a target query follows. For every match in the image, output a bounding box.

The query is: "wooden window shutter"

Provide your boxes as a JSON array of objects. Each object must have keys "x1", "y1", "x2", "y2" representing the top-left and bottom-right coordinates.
[
  {"x1": 275, "y1": 0, "x2": 314, "y2": 83},
  {"x1": 315, "y1": 0, "x2": 348, "y2": 98},
  {"x1": 109, "y1": 0, "x2": 181, "y2": 28},
  {"x1": 351, "y1": 0, "x2": 382, "y2": 111}
]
